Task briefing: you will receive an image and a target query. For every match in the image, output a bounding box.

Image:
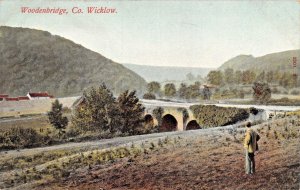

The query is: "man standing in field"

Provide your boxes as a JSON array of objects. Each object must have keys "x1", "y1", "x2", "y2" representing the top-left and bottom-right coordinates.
[{"x1": 244, "y1": 122, "x2": 260, "y2": 174}]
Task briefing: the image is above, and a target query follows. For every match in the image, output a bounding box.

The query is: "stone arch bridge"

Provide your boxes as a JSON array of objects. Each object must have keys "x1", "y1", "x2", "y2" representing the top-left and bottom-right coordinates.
[{"x1": 143, "y1": 104, "x2": 201, "y2": 132}]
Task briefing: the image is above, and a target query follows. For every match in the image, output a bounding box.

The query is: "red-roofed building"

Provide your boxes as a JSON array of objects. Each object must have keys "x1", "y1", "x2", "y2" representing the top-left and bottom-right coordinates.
[
  {"x1": 5, "y1": 97, "x2": 19, "y2": 101},
  {"x1": 18, "y1": 96, "x2": 30, "y2": 101},
  {"x1": 0, "y1": 94, "x2": 9, "y2": 101},
  {"x1": 27, "y1": 92, "x2": 53, "y2": 100},
  {"x1": 0, "y1": 94, "x2": 9, "y2": 98}
]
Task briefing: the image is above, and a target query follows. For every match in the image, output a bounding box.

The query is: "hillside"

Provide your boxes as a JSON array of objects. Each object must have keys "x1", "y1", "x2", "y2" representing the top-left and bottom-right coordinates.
[
  {"x1": 0, "y1": 26, "x2": 147, "y2": 97},
  {"x1": 123, "y1": 63, "x2": 213, "y2": 82},
  {"x1": 218, "y1": 49, "x2": 300, "y2": 72}
]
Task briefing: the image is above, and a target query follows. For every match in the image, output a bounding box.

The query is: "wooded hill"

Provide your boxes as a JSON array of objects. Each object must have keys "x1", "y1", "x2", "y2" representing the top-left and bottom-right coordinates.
[
  {"x1": 218, "y1": 49, "x2": 300, "y2": 73},
  {"x1": 0, "y1": 26, "x2": 147, "y2": 97}
]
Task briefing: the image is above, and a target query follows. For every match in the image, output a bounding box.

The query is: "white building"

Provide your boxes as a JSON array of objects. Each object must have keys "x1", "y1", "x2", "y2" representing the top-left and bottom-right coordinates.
[{"x1": 26, "y1": 92, "x2": 53, "y2": 100}]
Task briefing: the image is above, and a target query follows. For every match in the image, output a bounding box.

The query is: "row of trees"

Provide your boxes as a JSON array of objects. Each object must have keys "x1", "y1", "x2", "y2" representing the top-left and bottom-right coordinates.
[
  {"x1": 144, "y1": 80, "x2": 276, "y2": 102},
  {"x1": 144, "y1": 81, "x2": 211, "y2": 100},
  {"x1": 207, "y1": 69, "x2": 297, "y2": 88}
]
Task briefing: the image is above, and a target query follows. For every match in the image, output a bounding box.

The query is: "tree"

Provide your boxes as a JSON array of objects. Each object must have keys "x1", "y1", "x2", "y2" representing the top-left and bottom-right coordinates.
[
  {"x1": 234, "y1": 70, "x2": 242, "y2": 84},
  {"x1": 249, "y1": 71, "x2": 256, "y2": 83},
  {"x1": 143, "y1": 93, "x2": 156, "y2": 100},
  {"x1": 242, "y1": 70, "x2": 256, "y2": 84},
  {"x1": 188, "y1": 83, "x2": 201, "y2": 99},
  {"x1": 207, "y1": 71, "x2": 223, "y2": 86},
  {"x1": 178, "y1": 82, "x2": 200, "y2": 100},
  {"x1": 202, "y1": 85, "x2": 211, "y2": 100},
  {"x1": 266, "y1": 71, "x2": 274, "y2": 83},
  {"x1": 252, "y1": 82, "x2": 271, "y2": 104},
  {"x1": 279, "y1": 72, "x2": 294, "y2": 89},
  {"x1": 147, "y1": 81, "x2": 161, "y2": 95},
  {"x1": 164, "y1": 83, "x2": 176, "y2": 97},
  {"x1": 72, "y1": 83, "x2": 115, "y2": 132},
  {"x1": 256, "y1": 71, "x2": 265, "y2": 82},
  {"x1": 273, "y1": 70, "x2": 281, "y2": 83},
  {"x1": 224, "y1": 68, "x2": 235, "y2": 84},
  {"x1": 116, "y1": 90, "x2": 145, "y2": 135},
  {"x1": 48, "y1": 99, "x2": 68, "y2": 136},
  {"x1": 178, "y1": 83, "x2": 188, "y2": 99}
]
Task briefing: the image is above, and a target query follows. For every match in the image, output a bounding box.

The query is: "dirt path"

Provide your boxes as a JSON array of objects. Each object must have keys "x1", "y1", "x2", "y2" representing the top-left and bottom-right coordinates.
[
  {"x1": 0, "y1": 116, "x2": 44, "y2": 123},
  {"x1": 0, "y1": 123, "x2": 243, "y2": 159}
]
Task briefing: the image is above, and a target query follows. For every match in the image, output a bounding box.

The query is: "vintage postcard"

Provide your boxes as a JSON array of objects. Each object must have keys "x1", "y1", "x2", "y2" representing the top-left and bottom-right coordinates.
[{"x1": 0, "y1": 0, "x2": 299, "y2": 189}]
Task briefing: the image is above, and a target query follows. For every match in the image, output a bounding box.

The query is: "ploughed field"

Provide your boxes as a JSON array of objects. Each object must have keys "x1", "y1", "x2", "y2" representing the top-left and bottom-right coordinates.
[{"x1": 0, "y1": 116, "x2": 299, "y2": 190}]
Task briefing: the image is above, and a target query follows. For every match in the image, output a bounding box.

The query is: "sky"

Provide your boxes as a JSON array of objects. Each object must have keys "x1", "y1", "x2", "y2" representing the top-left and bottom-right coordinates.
[{"x1": 0, "y1": 0, "x2": 299, "y2": 68}]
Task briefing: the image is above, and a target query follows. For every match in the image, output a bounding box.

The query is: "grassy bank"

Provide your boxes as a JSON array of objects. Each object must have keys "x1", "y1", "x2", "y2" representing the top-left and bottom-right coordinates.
[
  {"x1": 0, "y1": 136, "x2": 174, "y2": 189},
  {"x1": 226, "y1": 97, "x2": 300, "y2": 106}
]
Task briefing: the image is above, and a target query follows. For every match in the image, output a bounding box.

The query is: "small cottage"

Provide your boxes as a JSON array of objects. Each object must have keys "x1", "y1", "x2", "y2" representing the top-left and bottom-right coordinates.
[{"x1": 26, "y1": 92, "x2": 53, "y2": 100}]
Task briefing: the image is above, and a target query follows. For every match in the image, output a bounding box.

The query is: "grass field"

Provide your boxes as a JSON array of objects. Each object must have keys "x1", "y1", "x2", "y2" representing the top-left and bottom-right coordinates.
[
  {"x1": 0, "y1": 97, "x2": 77, "y2": 118},
  {"x1": 0, "y1": 115, "x2": 52, "y2": 133}
]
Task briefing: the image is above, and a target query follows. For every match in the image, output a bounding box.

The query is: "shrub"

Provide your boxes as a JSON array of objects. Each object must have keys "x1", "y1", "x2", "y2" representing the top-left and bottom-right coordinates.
[
  {"x1": 252, "y1": 82, "x2": 271, "y2": 104},
  {"x1": 0, "y1": 127, "x2": 49, "y2": 150},
  {"x1": 158, "y1": 139, "x2": 163, "y2": 147},
  {"x1": 249, "y1": 107, "x2": 259, "y2": 115},
  {"x1": 149, "y1": 142, "x2": 156, "y2": 150},
  {"x1": 48, "y1": 99, "x2": 68, "y2": 137},
  {"x1": 143, "y1": 93, "x2": 156, "y2": 100}
]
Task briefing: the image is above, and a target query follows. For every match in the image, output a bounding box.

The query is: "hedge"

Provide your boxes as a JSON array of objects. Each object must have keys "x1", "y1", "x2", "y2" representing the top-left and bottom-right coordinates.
[{"x1": 190, "y1": 105, "x2": 249, "y2": 128}]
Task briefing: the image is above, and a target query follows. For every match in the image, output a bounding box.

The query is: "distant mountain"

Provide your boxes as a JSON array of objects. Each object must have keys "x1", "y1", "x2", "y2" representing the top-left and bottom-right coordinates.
[
  {"x1": 123, "y1": 63, "x2": 213, "y2": 82},
  {"x1": 0, "y1": 26, "x2": 147, "y2": 97},
  {"x1": 218, "y1": 49, "x2": 300, "y2": 72}
]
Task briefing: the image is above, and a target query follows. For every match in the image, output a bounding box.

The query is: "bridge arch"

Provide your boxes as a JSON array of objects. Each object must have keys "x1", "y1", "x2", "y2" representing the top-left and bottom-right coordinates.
[
  {"x1": 143, "y1": 114, "x2": 158, "y2": 132},
  {"x1": 144, "y1": 114, "x2": 154, "y2": 125},
  {"x1": 160, "y1": 114, "x2": 178, "y2": 132},
  {"x1": 185, "y1": 120, "x2": 201, "y2": 130}
]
